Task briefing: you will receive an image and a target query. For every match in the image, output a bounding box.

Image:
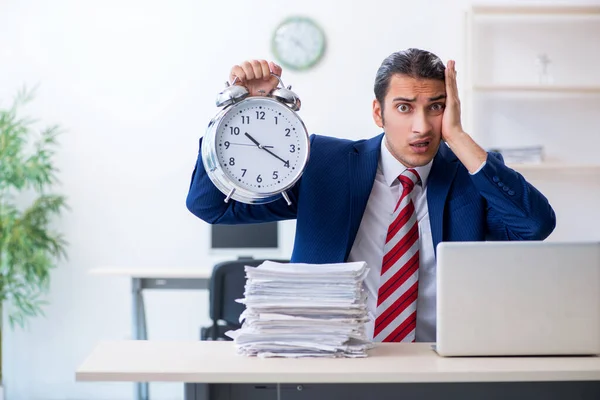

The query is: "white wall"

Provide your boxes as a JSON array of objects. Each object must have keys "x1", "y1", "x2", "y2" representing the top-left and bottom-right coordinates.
[{"x1": 1, "y1": 0, "x2": 599, "y2": 399}]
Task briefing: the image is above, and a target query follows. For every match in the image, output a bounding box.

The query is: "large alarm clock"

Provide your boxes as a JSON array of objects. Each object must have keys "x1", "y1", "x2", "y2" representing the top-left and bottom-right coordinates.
[{"x1": 201, "y1": 74, "x2": 310, "y2": 205}]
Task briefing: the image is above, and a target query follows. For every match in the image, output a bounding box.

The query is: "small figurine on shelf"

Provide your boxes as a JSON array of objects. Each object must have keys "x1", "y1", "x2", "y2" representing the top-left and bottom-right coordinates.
[{"x1": 536, "y1": 53, "x2": 554, "y2": 85}]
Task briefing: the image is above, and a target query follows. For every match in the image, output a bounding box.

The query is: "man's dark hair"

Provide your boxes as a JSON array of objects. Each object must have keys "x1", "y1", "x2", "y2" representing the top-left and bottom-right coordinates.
[{"x1": 374, "y1": 48, "x2": 446, "y2": 110}]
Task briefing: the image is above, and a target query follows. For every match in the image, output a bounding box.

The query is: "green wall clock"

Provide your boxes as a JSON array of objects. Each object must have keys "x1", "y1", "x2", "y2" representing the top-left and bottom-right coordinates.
[{"x1": 271, "y1": 16, "x2": 326, "y2": 71}]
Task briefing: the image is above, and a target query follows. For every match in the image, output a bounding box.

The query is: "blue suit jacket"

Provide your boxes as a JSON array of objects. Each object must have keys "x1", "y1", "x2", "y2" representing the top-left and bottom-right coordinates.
[{"x1": 186, "y1": 133, "x2": 556, "y2": 263}]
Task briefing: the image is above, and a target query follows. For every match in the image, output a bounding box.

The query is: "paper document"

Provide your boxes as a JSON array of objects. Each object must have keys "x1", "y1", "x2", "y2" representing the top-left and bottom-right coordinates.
[{"x1": 226, "y1": 260, "x2": 373, "y2": 358}]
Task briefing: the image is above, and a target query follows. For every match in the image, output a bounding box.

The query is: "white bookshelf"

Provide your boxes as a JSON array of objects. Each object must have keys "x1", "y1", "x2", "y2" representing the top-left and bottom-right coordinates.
[
  {"x1": 471, "y1": 6, "x2": 600, "y2": 15},
  {"x1": 464, "y1": 5, "x2": 600, "y2": 174},
  {"x1": 474, "y1": 85, "x2": 600, "y2": 94},
  {"x1": 508, "y1": 163, "x2": 600, "y2": 173}
]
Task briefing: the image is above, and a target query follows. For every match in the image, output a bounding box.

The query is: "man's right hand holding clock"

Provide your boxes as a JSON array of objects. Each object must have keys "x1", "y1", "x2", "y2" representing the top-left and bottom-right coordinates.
[{"x1": 229, "y1": 60, "x2": 283, "y2": 97}]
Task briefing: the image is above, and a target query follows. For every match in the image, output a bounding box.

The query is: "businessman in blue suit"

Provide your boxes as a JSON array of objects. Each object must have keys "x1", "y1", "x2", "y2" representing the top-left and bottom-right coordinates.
[{"x1": 186, "y1": 48, "x2": 556, "y2": 342}]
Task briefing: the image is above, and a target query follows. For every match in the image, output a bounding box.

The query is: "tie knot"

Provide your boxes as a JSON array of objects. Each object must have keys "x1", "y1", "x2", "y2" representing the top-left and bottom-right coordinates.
[{"x1": 399, "y1": 168, "x2": 420, "y2": 193}]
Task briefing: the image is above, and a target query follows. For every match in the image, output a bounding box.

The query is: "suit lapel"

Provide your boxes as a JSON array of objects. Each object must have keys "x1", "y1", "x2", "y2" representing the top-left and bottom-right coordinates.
[
  {"x1": 427, "y1": 143, "x2": 459, "y2": 256},
  {"x1": 343, "y1": 134, "x2": 382, "y2": 261}
]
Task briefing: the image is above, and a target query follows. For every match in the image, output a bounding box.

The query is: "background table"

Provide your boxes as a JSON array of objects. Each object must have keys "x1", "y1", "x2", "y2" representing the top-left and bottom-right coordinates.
[{"x1": 89, "y1": 268, "x2": 213, "y2": 400}]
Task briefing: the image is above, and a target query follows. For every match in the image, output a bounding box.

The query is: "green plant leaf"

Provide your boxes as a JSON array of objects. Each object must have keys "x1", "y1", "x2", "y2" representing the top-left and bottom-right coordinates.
[{"x1": 0, "y1": 86, "x2": 68, "y2": 329}]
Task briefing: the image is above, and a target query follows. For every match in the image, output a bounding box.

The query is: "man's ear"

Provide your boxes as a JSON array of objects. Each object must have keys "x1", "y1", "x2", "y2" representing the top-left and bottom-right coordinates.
[{"x1": 372, "y1": 99, "x2": 383, "y2": 128}]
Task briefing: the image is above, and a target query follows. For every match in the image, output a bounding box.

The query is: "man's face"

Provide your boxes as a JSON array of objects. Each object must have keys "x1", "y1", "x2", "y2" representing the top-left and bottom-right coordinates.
[{"x1": 372, "y1": 74, "x2": 446, "y2": 168}]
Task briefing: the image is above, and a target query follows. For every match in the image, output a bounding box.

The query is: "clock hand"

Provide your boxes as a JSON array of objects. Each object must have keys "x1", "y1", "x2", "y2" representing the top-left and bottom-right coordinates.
[
  {"x1": 227, "y1": 141, "x2": 273, "y2": 148},
  {"x1": 291, "y1": 37, "x2": 307, "y2": 52},
  {"x1": 262, "y1": 146, "x2": 290, "y2": 166},
  {"x1": 244, "y1": 132, "x2": 289, "y2": 166},
  {"x1": 244, "y1": 132, "x2": 263, "y2": 148}
]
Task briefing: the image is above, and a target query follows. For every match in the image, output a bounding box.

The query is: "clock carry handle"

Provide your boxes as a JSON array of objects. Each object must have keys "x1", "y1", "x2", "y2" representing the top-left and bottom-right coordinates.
[{"x1": 216, "y1": 74, "x2": 301, "y2": 112}]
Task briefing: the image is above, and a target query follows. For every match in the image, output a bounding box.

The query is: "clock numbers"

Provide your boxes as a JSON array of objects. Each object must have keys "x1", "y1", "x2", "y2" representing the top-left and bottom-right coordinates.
[
  {"x1": 216, "y1": 98, "x2": 307, "y2": 195},
  {"x1": 241, "y1": 112, "x2": 271, "y2": 123}
]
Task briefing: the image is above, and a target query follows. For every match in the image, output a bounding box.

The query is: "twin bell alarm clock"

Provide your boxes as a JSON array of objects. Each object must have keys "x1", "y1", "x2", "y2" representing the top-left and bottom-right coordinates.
[{"x1": 201, "y1": 74, "x2": 310, "y2": 205}]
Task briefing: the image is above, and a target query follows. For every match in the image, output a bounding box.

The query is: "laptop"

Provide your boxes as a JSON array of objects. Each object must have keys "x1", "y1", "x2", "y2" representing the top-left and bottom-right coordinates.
[{"x1": 434, "y1": 241, "x2": 600, "y2": 357}]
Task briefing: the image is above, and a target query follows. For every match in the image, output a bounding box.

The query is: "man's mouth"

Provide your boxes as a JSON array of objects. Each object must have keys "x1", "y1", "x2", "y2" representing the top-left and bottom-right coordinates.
[{"x1": 409, "y1": 139, "x2": 431, "y2": 153}]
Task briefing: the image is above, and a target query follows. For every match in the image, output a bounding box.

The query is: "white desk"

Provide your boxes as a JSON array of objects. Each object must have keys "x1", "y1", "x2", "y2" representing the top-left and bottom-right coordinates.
[
  {"x1": 77, "y1": 341, "x2": 600, "y2": 400},
  {"x1": 89, "y1": 268, "x2": 213, "y2": 400}
]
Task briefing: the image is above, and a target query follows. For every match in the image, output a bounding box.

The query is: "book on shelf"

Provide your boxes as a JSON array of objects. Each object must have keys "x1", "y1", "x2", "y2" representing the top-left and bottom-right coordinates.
[{"x1": 488, "y1": 145, "x2": 544, "y2": 164}]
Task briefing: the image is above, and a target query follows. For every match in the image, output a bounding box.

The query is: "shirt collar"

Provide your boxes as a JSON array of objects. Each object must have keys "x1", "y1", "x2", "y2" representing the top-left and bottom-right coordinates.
[{"x1": 380, "y1": 139, "x2": 433, "y2": 188}]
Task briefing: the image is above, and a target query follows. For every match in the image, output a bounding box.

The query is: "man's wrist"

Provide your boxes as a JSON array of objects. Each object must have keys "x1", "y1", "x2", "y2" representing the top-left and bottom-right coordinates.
[
  {"x1": 444, "y1": 130, "x2": 488, "y2": 174},
  {"x1": 443, "y1": 128, "x2": 467, "y2": 146}
]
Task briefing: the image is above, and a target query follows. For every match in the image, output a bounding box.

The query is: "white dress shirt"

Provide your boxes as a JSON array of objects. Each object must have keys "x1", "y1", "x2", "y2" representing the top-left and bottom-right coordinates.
[{"x1": 347, "y1": 141, "x2": 436, "y2": 342}]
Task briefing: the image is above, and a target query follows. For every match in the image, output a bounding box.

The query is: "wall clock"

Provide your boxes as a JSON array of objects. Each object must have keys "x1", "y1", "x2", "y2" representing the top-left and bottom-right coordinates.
[{"x1": 271, "y1": 16, "x2": 326, "y2": 71}]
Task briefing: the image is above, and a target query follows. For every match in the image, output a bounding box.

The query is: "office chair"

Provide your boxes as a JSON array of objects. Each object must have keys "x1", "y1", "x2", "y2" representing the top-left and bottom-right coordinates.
[{"x1": 200, "y1": 257, "x2": 289, "y2": 341}]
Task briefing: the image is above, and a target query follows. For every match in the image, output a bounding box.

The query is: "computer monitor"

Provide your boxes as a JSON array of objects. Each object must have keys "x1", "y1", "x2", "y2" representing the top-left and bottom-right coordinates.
[{"x1": 211, "y1": 222, "x2": 278, "y2": 250}]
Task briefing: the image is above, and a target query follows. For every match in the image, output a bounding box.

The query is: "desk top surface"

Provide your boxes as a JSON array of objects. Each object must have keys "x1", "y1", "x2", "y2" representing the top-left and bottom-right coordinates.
[
  {"x1": 89, "y1": 267, "x2": 212, "y2": 279},
  {"x1": 76, "y1": 340, "x2": 600, "y2": 384}
]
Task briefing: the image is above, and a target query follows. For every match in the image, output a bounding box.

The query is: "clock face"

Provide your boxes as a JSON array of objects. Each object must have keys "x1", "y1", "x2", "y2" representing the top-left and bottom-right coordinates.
[
  {"x1": 272, "y1": 16, "x2": 325, "y2": 71},
  {"x1": 215, "y1": 97, "x2": 310, "y2": 195}
]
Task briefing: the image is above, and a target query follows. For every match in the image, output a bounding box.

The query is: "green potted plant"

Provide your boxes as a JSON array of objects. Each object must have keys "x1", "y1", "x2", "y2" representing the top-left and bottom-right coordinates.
[{"x1": 0, "y1": 87, "x2": 68, "y2": 384}]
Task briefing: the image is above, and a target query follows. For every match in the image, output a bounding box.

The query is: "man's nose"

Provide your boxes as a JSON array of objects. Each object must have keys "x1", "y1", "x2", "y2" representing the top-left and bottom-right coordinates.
[{"x1": 412, "y1": 109, "x2": 432, "y2": 134}]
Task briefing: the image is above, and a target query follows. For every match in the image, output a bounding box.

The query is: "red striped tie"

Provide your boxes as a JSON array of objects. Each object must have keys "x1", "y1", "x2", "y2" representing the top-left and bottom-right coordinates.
[{"x1": 374, "y1": 168, "x2": 421, "y2": 342}]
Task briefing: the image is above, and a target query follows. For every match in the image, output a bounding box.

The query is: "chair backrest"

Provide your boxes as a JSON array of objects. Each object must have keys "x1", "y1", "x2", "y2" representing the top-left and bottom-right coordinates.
[{"x1": 209, "y1": 258, "x2": 289, "y2": 327}]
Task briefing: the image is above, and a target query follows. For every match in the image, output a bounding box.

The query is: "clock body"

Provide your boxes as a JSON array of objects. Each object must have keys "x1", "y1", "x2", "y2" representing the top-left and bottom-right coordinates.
[{"x1": 202, "y1": 96, "x2": 310, "y2": 205}]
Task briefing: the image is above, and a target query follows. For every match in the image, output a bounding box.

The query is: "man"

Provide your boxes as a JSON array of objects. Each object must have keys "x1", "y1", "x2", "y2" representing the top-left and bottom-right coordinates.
[{"x1": 186, "y1": 48, "x2": 556, "y2": 343}]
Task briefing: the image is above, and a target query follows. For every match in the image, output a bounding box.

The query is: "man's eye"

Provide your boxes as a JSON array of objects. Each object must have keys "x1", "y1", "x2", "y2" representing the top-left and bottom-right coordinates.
[
  {"x1": 430, "y1": 103, "x2": 445, "y2": 111},
  {"x1": 397, "y1": 104, "x2": 411, "y2": 113}
]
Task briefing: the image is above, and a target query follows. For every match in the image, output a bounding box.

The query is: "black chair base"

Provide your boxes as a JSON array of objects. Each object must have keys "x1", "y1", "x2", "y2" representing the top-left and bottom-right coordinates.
[{"x1": 200, "y1": 323, "x2": 240, "y2": 341}]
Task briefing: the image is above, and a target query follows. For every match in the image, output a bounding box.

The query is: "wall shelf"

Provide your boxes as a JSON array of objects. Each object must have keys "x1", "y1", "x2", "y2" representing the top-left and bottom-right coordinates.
[
  {"x1": 471, "y1": 6, "x2": 600, "y2": 16},
  {"x1": 474, "y1": 85, "x2": 600, "y2": 94},
  {"x1": 507, "y1": 163, "x2": 600, "y2": 173}
]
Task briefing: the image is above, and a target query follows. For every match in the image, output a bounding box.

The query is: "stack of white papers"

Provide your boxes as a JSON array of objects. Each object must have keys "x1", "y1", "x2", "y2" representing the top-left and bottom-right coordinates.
[{"x1": 226, "y1": 260, "x2": 373, "y2": 358}]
